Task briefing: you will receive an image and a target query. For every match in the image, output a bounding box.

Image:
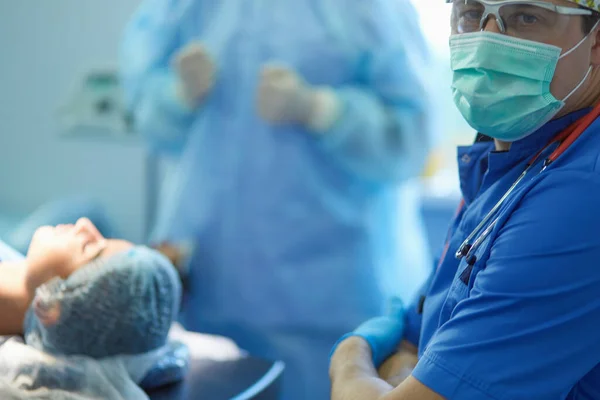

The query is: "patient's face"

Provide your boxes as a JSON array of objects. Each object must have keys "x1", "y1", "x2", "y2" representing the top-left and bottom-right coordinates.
[
  {"x1": 99, "y1": 238, "x2": 134, "y2": 259},
  {"x1": 25, "y1": 245, "x2": 181, "y2": 358},
  {"x1": 27, "y1": 218, "x2": 133, "y2": 281}
]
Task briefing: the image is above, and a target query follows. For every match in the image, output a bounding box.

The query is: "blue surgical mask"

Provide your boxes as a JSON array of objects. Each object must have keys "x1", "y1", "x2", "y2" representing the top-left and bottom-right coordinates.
[{"x1": 450, "y1": 31, "x2": 594, "y2": 141}]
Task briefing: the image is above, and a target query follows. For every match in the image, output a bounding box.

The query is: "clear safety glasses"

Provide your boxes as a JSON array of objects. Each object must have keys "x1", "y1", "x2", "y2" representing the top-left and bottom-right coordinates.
[{"x1": 447, "y1": 0, "x2": 593, "y2": 41}]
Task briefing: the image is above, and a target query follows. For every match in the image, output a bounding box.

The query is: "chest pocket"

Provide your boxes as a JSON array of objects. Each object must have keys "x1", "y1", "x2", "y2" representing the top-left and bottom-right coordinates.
[{"x1": 438, "y1": 233, "x2": 494, "y2": 324}]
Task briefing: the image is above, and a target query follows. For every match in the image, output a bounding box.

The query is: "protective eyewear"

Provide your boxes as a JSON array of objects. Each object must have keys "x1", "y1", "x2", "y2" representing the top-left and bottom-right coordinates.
[{"x1": 447, "y1": 0, "x2": 592, "y2": 39}]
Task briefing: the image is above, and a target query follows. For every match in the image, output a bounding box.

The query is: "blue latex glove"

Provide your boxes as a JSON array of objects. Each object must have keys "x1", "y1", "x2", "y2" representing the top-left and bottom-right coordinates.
[{"x1": 330, "y1": 297, "x2": 405, "y2": 367}]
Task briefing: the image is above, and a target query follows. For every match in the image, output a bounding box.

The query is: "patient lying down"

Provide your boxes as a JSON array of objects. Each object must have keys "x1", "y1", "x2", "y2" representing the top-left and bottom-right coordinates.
[
  {"x1": 0, "y1": 218, "x2": 188, "y2": 398},
  {"x1": 4, "y1": 217, "x2": 180, "y2": 357},
  {"x1": 24, "y1": 239, "x2": 181, "y2": 358}
]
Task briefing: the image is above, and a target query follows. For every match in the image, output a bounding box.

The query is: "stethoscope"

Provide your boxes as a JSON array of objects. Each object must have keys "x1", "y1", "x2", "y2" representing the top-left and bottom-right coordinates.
[{"x1": 454, "y1": 103, "x2": 600, "y2": 268}]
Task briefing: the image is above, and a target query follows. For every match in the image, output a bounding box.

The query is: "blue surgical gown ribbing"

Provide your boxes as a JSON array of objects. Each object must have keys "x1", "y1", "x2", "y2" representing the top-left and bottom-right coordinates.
[{"x1": 121, "y1": 1, "x2": 433, "y2": 398}]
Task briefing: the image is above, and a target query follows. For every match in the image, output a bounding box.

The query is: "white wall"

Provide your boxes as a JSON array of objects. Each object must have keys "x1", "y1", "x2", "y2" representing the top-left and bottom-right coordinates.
[
  {"x1": 0, "y1": 0, "x2": 148, "y2": 242},
  {"x1": 410, "y1": 0, "x2": 474, "y2": 144}
]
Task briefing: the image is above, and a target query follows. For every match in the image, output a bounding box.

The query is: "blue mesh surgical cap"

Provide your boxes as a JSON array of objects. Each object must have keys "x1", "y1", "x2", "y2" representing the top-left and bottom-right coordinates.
[{"x1": 24, "y1": 246, "x2": 181, "y2": 358}]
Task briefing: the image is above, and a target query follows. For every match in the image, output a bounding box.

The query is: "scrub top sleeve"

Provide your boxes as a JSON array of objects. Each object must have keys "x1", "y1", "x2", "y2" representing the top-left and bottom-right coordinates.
[
  {"x1": 120, "y1": 0, "x2": 196, "y2": 155},
  {"x1": 318, "y1": 0, "x2": 433, "y2": 185},
  {"x1": 412, "y1": 172, "x2": 600, "y2": 400}
]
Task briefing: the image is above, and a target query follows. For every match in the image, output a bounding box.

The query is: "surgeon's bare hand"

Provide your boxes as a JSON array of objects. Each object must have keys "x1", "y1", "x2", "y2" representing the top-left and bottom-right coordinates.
[
  {"x1": 25, "y1": 219, "x2": 106, "y2": 293},
  {"x1": 378, "y1": 341, "x2": 419, "y2": 387}
]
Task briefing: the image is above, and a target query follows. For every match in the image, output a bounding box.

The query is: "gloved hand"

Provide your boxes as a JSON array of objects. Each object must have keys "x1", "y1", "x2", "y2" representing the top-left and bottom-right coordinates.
[
  {"x1": 172, "y1": 42, "x2": 215, "y2": 108},
  {"x1": 257, "y1": 64, "x2": 341, "y2": 133},
  {"x1": 330, "y1": 297, "x2": 405, "y2": 368}
]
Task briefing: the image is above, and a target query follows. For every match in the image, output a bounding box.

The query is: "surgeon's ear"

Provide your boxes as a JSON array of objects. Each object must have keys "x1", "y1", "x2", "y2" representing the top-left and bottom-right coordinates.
[{"x1": 590, "y1": 26, "x2": 600, "y2": 66}]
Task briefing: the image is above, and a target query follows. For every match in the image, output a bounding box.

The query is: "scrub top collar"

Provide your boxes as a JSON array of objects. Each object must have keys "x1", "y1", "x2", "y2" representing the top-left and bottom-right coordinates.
[{"x1": 457, "y1": 108, "x2": 592, "y2": 205}]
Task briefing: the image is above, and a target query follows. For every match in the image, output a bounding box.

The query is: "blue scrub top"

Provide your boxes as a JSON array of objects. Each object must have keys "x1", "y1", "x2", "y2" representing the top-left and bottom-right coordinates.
[{"x1": 405, "y1": 109, "x2": 600, "y2": 399}]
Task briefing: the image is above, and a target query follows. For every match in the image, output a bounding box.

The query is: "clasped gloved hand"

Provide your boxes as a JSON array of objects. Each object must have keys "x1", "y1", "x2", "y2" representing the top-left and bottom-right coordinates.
[
  {"x1": 330, "y1": 297, "x2": 405, "y2": 368},
  {"x1": 172, "y1": 42, "x2": 216, "y2": 108},
  {"x1": 257, "y1": 64, "x2": 341, "y2": 133}
]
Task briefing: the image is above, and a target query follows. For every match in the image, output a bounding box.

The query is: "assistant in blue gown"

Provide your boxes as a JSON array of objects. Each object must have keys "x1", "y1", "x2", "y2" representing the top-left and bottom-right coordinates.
[{"x1": 121, "y1": 1, "x2": 434, "y2": 397}]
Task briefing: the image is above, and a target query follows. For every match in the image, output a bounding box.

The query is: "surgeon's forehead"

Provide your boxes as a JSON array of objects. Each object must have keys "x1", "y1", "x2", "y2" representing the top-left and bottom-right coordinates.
[{"x1": 479, "y1": 0, "x2": 581, "y2": 5}]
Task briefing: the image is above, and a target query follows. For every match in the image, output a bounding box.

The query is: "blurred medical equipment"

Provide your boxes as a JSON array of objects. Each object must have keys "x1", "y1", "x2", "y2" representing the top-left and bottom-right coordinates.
[
  {"x1": 121, "y1": 0, "x2": 434, "y2": 398},
  {"x1": 148, "y1": 351, "x2": 284, "y2": 400},
  {"x1": 56, "y1": 68, "x2": 163, "y2": 243},
  {"x1": 146, "y1": 323, "x2": 286, "y2": 400},
  {"x1": 58, "y1": 68, "x2": 134, "y2": 138}
]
